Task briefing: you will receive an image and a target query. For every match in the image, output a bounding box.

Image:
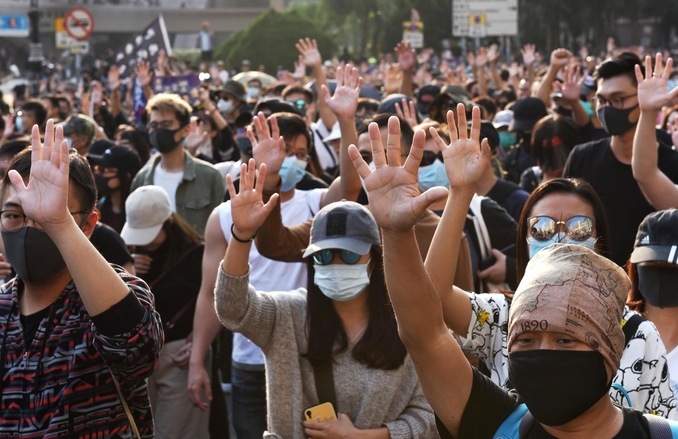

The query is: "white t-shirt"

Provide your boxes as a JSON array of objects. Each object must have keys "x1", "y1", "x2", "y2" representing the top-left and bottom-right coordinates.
[
  {"x1": 667, "y1": 345, "x2": 678, "y2": 397},
  {"x1": 217, "y1": 188, "x2": 326, "y2": 366},
  {"x1": 311, "y1": 120, "x2": 338, "y2": 172},
  {"x1": 153, "y1": 165, "x2": 184, "y2": 212}
]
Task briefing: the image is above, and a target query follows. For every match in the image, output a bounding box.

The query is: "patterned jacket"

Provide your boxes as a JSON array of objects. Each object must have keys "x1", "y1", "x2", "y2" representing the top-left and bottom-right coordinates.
[{"x1": 0, "y1": 267, "x2": 163, "y2": 438}]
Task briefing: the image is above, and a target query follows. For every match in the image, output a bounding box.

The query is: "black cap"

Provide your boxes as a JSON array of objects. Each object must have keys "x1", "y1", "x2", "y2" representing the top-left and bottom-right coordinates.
[
  {"x1": 509, "y1": 97, "x2": 548, "y2": 132},
  {"x1": 630, "y1": 209, "x2": 678, "y2": 264},
  {"x1": 253, "y1": 99, "x2": 303, "y2": 117},
  {"x1": 377, "y1": 93, "x2": 413, "y2": 115},
  {"x1": 222, "y1": 80, "x2": 247, "y2": 102},
  {"x1": 479, "y1": 122, "x2": 500, "y2": 150},
  {"x1": 87, "y1": 144, "x2": 142, "y2": 177},
  {"x1": 416, "y1": 85, "x2": 441, "y2": 115}
]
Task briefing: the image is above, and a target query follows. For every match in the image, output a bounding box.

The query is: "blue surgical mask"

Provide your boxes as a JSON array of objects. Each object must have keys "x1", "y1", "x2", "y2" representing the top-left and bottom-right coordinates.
[
  {"x1": 66, "y1": 137, "x2": 73, "y2": 149},
  {"x1": 14, "y1": 116, "x2": 23, "y2": 133},
  {"x1": 314, "y1": 261, "x2": 371, "y2": 302},
  {"x1": 581, "y1": 101, "x2": 595, "y2": 118},
  {"x1": 418, "y1": 160, "x2": 449, "y2": 191},
  {"x1": 499, "y1": 132, "x2": 517, "y2": 150},
  {"x1": 279, "y1": 156, "x2": 307, "y2": 191},
  {"x1": 527, "y1": 234, "x2": 597, "y2": 259}
]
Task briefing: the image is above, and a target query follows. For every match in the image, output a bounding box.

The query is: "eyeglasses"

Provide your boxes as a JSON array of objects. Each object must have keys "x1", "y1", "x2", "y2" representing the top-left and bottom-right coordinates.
[
  {"x1": 0, "y1": 210, "x2": 90, "y2": 233},
  {"x1": 285, "y1": 149, "x2": 309, "y2": 162},
  {"x1": 527, "y1": 215, "x2": 595, "y2": 242},
  {"x1": 420, "y1": 151, "x2": 443, "y2": 167},
  {"x1": 593, "y1": 94, "x2": 637, "y2": 110},
  {"x1": 312, "y1": 249, "x2": 362, "y2": 266}
]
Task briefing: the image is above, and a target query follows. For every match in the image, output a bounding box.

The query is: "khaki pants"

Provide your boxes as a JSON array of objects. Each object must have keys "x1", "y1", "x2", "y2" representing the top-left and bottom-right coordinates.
[{"x1": 148, "y1": 338, "x2": 212, "y2": 439}]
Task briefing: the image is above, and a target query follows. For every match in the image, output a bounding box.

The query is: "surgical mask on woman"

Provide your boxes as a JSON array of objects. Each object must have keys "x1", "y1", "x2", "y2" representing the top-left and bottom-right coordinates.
[{"x1": 314, "y1": 262, "x2": 371, "y2": 302}]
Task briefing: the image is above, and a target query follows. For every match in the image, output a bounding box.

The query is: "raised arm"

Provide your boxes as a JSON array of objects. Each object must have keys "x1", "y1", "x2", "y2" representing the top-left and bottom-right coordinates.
[
  {"x1": 395, "y1": 41, "x2": 416, "y2": 98},
  {"x1": 425, "y1": 105, "x2": 492, "y2": 336},
  {"x1": 134, "y1": 60, "x2": 154, "y2": 101},
  {"x1": 297, "y1": 38, "x2": 337, "y2": 130},
  {"x1": 320, "y1": 66, "x2": 363, "y2": 206},
  {"x1": 108, "y1": 65, "x2": 122, "y2": 119},
  {"x1": 632, "y1": 53, "x2": 678, "y2": 210},
  {"x1": 521, "y1": 44, "x2": 537, "y2": 89},
  {"x1": 475, "y1": 47, "x2": 489, "y2": 98},
  {"x1": 201, "y1": 88, "x2": 228, "y2": 131},
  {"x1": 347, "y1": 116, "x2": 476, "y2": 437},
  {"x1": 559, "y1": 65, "x2": 590, "y2": 127},
  {"x1": 536, "y1": 48, "x2": 572, "y2": 108},
  {"x1": 487, "y1": 44, "x2": 505, "y2": 91}
]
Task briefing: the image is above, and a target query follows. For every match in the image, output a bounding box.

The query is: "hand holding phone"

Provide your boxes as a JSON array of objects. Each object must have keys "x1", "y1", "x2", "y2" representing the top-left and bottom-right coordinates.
[{"x1": 304, "y1": 402, "x2": 337, "y2": 423}]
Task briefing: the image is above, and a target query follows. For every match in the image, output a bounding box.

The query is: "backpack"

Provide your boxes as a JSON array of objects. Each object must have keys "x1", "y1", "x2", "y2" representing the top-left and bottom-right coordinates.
[{"x1": 493, "y1": 404, "x2": 678, "y2": 439}]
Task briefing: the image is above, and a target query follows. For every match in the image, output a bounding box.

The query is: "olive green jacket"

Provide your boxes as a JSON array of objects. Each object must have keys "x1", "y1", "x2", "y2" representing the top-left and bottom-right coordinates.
[{"x1": 131, "y1": 151, "x2": 225, "y2": 236}]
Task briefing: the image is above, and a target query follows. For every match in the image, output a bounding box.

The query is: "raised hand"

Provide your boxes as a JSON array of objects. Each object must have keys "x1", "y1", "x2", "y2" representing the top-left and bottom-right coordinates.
[
  {"x1": 560, "y1": 65, "x2": 586, "y2": 102},
  {"x1": 293, "y1": 60, "x2": 306, "y2": 81},
  {"x1": 226, "y1": 159, "x2": 279, "y2": 240},
  {"x1": 488, "y1": 44, "x2": 501, "y2": 64},
  {"x1": 135, "y1": 60, "x2": 152, "y2": 87},
  {"x1": 431, "y1": 104, "x2": 491, "y2": 189},
  {"x1": 549, "y1": 48, "x2": 573, "y2": 70},
  {"x1": 384, "y1": 64, "x2": 402, "y2": 95},
  {"x1": 7, "y1": 120, "x2": 71, "y2": 232},
  {"x1": 636, "y1": 53, "x2": 678, "y2": 112},
  {"x1": 395, "y1": 41, "x2": 416, "y2": 72},
  {"x1": 521, "y1": 44, "x2": 536, "y2": 66},
  {"x1": 3, "y1": 114, "x2": 14, "y2": 138},
  {"x1": 185, "y1": 118, "x2": 209, "y2": 152},
  {"x1": 322, "y1": 65, "x2": 363, "y2": 120},
  {"x1": 249, "y1": 112, "x2": 286, "y2": 174},
  {"x1": 296, "y1": 38, "x2": 322, "y2": 68},
  {"x1": 395, "y1": 98, "x2": 418, "y2": 129},
  {"x1": 156, "y1": 49, "x2": 168, "y2": 77},
  {"x1": 347, "y1": 116, "x2": 448, "y2": 232},
  {"x1": 475, "y1": 47, "x2": 488, "y2": 68},
  {"x1": 108, "y1": 65, "x2": 121, "y2": 90},
  {"x1": 508, "y1": 62, "x2": 521, "y2": 78}
]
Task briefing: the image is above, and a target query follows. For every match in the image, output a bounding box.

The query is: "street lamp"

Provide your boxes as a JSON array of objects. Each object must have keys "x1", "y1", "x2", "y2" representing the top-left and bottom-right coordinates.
[{"x1": 28, "y1": 0, "x2": 44, "y2": 98}]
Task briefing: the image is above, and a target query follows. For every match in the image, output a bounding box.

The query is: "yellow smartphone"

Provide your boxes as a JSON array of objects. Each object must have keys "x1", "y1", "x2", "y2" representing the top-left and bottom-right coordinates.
[{"x1": 304, "y1": 402, "x2": 338, "y2": 423}]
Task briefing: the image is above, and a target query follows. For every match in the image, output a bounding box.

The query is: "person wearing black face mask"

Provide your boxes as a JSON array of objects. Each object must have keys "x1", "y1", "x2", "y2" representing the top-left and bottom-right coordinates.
[
  {"x1": 564, "y1": 52, "x2": 678, "y2": 267},
  {"x1": 628, "y1": 209, "x2": 678, "y2": 399},
  {"x1": 130, "y1": 93, "x2": 226, "y2": 236}
]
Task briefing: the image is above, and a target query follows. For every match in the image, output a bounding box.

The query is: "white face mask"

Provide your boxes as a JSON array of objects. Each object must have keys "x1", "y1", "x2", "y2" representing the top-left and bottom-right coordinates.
[
  {"x1": 247, "y1": 87, "x2": 260, "y2": 99},
  {"x1": 313, "y1": 261, "x2": 371, "y2": 302},
  {"x1": 217, "y1": 99, "x2": 234, "y2": 114}
]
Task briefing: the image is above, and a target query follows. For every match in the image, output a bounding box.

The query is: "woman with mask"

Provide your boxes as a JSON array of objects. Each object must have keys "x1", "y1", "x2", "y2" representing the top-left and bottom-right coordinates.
[
  {"x1": 116, "y1": 125, "x2": 152, "y2": 164},
  {"x1": 352, "y1": 105, "x2": 678, "y2": 438},
  {"x1": 87, "y1": 141, "x2": 142, "y2": 233},
  {"x1": 121, "y1": 186, "x2": 209, "y2": 439},
  {"x1": 627, "y1": 209, "x2": 678, "y2": 398},
  {"x1": 214, "y1": 159, "x2": 437, "y2": 439},
  {"x1": 421, "y1": 104, "x2": 676, "y2": 417}
]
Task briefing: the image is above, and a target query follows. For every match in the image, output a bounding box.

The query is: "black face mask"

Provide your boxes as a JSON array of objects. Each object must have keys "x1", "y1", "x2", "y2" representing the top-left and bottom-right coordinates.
[
  {"x1": 508, "y1": 350, "x2": 610, "y2": 426},
  {"x1": 597, "y1": 105, "x2": 638, "y2": 136},
  {"x1": 637, "y1": 265, "x2": 678, "y2": 308},
  {"x1": 94, "y1": 174, "x2": 113, "y2": 198},
  {"x1": 2, "y1": 227, "x2": 67, "y2": 283},
  {"x1": 150, "y1": 127, "x2": 183, "y2": 153}
]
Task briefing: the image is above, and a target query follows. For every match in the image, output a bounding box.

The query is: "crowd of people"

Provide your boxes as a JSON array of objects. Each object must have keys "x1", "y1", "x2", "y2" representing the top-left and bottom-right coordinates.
[{"x1": 2, "y1": 28, "x2": 678, "y2": 439}]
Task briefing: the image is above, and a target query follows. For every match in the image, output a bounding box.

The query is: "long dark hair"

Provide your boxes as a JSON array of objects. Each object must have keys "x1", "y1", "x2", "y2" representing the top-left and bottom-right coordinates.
[
  {"x1": 516, "y1": 178, "x2": 612, "y2": 284},
  {"x1": 120, "y1": 129, "x2": 152, "y2": 164},
  {"x1": 626, "y1": 264, "x2": 645, "y2": 313},
  {"x1": 304, "y1": 246, "x2": 407, "y2": 370},
  {"x1": 156, "y1": 213, "x2": 203, "y2": 272}
]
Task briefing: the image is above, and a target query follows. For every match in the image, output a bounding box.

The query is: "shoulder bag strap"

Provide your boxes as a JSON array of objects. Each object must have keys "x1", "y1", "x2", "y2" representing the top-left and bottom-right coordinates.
[
  {"x1": 312, "y1": 360, "x2": 337, "y2": 409},
  {"x1": 110, "y1": 371, "x2": 142, "y2": 439},
  {"x1": 518, "y1": 410, "x2": 536, "y2": 438},
  {"x1": 149, "y1": 243, "x2": 202, "y2": 289},
  {"x1": 643, "y1": 413, "x2": 675, "y2": 439}
]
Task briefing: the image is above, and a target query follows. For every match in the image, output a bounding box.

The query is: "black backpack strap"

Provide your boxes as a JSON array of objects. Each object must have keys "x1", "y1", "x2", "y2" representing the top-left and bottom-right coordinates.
[
  {"x1": 489, "y1": 179, "x2": 521, "y2": 207},
  {"x1": 312, "y1": 360, "x2": 337, "y2": 409},
  {"x1": 518, "y1": 410, "x2": 536, "y2": 437},
  {"x1": 622, "y1": 313, "x2": 646, "y2": 347},
  {"x1": 644, "y1": 414, "x2": 674, "y2": 439}
]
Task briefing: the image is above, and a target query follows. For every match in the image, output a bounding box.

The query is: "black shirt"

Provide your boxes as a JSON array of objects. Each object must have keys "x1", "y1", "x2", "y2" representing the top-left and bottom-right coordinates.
[
  {"x1": 90, "y1": 222, "x2": 134, "y2": 267},
  {"x1": 20, "y1": 306, "x2": 50, "y2": 347},
  {"x1": 563, "y1": 138, "x2": 678, "y2": 266},
  {"x1": 437, "y1": 368, "x2": 653, "y2": 439}
]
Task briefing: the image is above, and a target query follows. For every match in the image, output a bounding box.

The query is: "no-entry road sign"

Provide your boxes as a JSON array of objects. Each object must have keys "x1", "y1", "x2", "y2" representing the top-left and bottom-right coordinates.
[{"x1": 64, "y1": 8, "x2": 94, "y2": 41}]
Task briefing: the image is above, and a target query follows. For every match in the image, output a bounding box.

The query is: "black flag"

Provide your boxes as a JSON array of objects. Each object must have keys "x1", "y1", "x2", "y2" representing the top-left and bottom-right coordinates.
[{"x1": 114, "y1": 14, "x2": 171, "y2": 78}]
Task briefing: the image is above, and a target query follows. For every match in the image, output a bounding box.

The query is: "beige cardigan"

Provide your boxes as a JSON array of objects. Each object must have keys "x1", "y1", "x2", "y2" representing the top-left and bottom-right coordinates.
[{"x1": 215, "y1": 265, "x2": 438, "y2": 439}]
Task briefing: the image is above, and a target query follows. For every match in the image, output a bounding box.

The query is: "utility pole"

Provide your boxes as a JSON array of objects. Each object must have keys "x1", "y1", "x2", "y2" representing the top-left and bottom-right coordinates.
[{"x1": 28, "y1": 0, "x2": 44, "y2": 98}]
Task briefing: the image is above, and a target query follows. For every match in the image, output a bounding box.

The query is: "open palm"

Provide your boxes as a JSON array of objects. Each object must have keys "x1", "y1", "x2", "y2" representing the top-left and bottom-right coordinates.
[
  {"x1": 395, "y1": 41, "x2": 415, "y2": 71},
  {"x1": 249, "y1": 112, "x2": 286, "y2": 174},
  {"x1": 227, "y1": 159, "x2": 279, "y2": 239},
  {"x1": 8, "y1": 120, "x2": 71, "y2": 231},
  {"x1": 348, "y1": 117, "x2": 447, "y2": 232},
  {"x1": 296, "y1": 38, "x2": 322, "y2": 67},
  {"x1": 431, "y1": 105, "x2": 491, "y2": 189},
  {"x1": 636, "y1": 53, "x2": 678, "y2": 112},
  {"x1": 323, "y1": 65, "x2": 362, "y2": 119}
]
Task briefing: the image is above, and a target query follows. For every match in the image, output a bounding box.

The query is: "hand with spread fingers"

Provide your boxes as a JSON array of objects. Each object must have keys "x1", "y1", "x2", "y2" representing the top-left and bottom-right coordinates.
[
  {"x1": 248, "y1": 112, "x2": 286, "y2": 175},
  {"x1": 226, "y1": 159, "x2": 279, "y2": 241},
  {"x1": 7, "y1": 120, "x2": 72, "y2": 233},
  {"x1": 395, "y1": 98, "x2": 419, "y2": 129},
  {"x1": 296, "y1": 37, "x2": 322, "y2": 68},
  {"x1": 322, "y1": 65, "x2": 363, "y2": 121},
  {"x1": 636, "y1": 53, "x2": 678, "y2": 113},
  {"x1": 347, "y1": 116, "x2": 448, "y2": 232}
]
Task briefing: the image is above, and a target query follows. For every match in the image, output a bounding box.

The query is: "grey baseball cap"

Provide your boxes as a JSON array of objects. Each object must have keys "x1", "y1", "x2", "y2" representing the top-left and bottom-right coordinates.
[{"x1": 302, "y1": 200, "x2": 381, "y2": 258}]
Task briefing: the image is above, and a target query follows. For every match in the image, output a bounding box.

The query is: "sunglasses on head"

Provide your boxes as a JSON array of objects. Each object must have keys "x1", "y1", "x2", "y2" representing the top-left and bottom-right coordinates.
[
  {"x1": 312, "y1": 249, "x2": 362, "y2": 265},
  {"x1": 420, "y1": 151, "x2": 443, "y2": 167},
  {"x1": 527, "y1": 216, "x2": 595, "y2": 242}
]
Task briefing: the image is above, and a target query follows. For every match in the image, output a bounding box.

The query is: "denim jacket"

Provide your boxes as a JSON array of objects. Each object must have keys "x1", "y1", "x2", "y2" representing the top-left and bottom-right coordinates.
[{"x1": 131, "y1": 151, "x2": 226, "y2": 236}]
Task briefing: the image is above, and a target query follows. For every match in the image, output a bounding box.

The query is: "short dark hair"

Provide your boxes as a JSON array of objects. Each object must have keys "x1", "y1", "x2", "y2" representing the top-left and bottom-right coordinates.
[
  {"x1": 594, "y1": 52, "x2": 643, "y2": 86},
  {"x1": 304, "y1": 246, "x2": 407, "y2": 370},
  {"x1": 0, "y1": 140, "x2": 30, "y2": 158},
  {"x1": 21, "y1": 100, "x2": 48, "y2": 127},
  {"x1": 281, "y1": 85, "x2": 314, "y2": 103},
  {"x1": 268, "y1": 112, "x2": 311, "y2": 150},
  {"x1": 1, "y1": 148, "x2": 97, "y2": 213},
  {"x1": 530, "y1": 115, "x2": 579, "y2": 173},
  {"x1": 357, "y1": 113, "x2": 415, "y2": 155},
  {"x1": 357, "y1": 98, "x2": 380, "y2": 114}
]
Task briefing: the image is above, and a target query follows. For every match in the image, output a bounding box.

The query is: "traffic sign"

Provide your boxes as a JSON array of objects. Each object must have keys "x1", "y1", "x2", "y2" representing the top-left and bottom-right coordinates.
[
  {"x1": 64, "y1": 8, "x2": 94, "y2": 41},
  {"x1": 453, "y1": 0, "x2": 517, "y2": 37},
  {"x1": 403, "y1": 21, "x2": 424, "y2": 49},
  {"x1": 55, "y1": 18, "x2": 89, "y2": 53}
]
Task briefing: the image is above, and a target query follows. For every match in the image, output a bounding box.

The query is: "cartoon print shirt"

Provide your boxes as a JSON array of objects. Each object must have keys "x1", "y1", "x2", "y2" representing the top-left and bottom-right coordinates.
[{"x1": 455, "y1": 291, "x2": 678, "y2": 419}]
